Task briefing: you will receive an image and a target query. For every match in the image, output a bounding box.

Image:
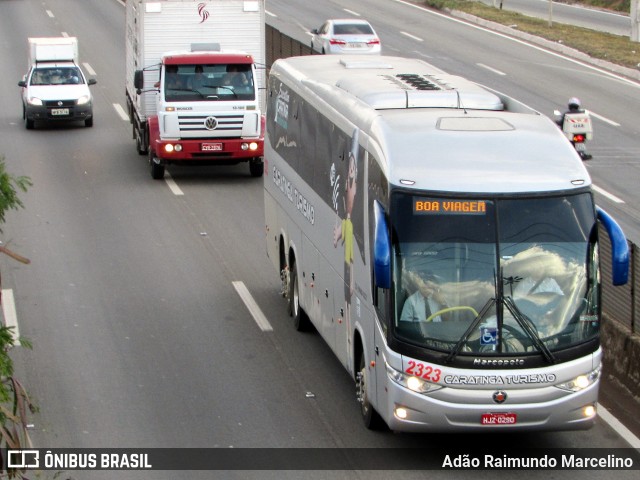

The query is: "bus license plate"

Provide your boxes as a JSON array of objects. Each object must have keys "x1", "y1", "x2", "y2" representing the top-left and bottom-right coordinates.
[
  {"x1": 51, "y1": 108, "x2": 69, "y2": 116},
  {"x1": 481, "y1": 412, "x2": 517, "y2": 425},
  {"x1": 201, "y1": 143, "x2": 223, "y2": 152}
]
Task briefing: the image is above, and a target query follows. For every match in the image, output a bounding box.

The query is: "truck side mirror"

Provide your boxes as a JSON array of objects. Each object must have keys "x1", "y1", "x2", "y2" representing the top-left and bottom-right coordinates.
[
  {"x1": 18, "y1": 80, "x2": 26, "y2": 87},
  {"x1": 134, "y1": 70, "x2": 144, "y2": 90},
  {"x1": 88, "y1": 78, "x2": 97, "y2": 86}
]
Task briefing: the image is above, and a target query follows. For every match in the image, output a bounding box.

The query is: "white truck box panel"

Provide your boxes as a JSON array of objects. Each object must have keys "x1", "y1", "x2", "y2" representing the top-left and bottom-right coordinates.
[
  {"x1": 126, "y1": 0, "x2": 266, "y2": 121},
  {"x1": 29, "y1": 37, "x2": 78, "y2": 65}
]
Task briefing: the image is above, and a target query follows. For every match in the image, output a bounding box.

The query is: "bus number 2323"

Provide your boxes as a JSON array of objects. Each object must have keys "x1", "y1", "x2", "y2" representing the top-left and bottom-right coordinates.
[{"x1": 406, "y1": 360, "x2": 442, "y2": 382}]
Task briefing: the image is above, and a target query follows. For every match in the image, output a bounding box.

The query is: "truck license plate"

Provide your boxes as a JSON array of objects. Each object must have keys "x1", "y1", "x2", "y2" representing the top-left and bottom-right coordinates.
[
  {"x1": 201, "y1": 143, "x2": 223, "y2": 152},
  {"x1": 51, "y1": 108, "x2": 69, "y2": 116},
  {"x1": 481, "y1": 413, "x2": 517, "y2": 425}
]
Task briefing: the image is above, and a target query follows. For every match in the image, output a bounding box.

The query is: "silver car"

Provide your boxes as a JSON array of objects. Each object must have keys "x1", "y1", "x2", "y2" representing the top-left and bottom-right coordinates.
[{"x1": 310, "y1": 19, "x2": 381, "y2": 55}]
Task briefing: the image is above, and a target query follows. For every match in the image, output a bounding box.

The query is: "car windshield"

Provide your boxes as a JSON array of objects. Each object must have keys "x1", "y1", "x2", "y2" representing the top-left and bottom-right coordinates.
[
  {"x1": 31, "y1": 67, "x2": 83, "y2": 85},
  {"x1": 390, "y1": 192, "x2": 599, "y2": 359},
  {"x1": 163, "y1": 63, "x2": 255, "y2": 102}
]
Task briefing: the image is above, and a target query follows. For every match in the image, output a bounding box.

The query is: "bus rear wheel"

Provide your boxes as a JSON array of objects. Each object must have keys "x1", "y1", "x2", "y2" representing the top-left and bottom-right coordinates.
[{"x1": 288, "y1": 261, "x2": 310, "y2": 331}]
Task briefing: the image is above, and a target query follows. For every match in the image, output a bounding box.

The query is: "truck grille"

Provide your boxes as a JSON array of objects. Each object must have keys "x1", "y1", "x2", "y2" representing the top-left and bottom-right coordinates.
[{"x1": 178, "y1": 113, "x2": 245, "y2": 136}]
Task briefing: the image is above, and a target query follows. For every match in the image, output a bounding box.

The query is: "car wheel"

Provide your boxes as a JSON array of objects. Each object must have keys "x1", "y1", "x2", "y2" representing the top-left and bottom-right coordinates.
[
  {"x1": 85, "y1": 117, "x2": 93, "y2": 127},
  {"x1": 24, "y1": 107, "x2": 34, "y2": 129}
]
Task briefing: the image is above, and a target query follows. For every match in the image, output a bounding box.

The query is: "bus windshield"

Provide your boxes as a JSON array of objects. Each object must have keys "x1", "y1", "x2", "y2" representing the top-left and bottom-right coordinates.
[{"x1": 390, "y1": 192, "x2": 599, "y2": 357}]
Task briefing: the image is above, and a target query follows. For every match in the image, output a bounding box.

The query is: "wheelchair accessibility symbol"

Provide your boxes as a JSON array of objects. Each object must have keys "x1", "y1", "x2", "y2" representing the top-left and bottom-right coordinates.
[{"x1": 480, "y1": 327, "x2": 497, "y2": 346}]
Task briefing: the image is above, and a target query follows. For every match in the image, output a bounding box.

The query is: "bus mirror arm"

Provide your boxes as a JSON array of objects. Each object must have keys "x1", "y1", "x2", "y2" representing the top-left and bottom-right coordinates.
[
  {"x1": 597, "y1": 206, "x2": 629, "y2": 286},
  {"x1": 373, "y1": 201, "x2": 391, "y2": 289}
]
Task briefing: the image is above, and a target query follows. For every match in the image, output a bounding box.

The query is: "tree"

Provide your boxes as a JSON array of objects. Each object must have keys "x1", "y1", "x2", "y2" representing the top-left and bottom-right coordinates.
[{"x1": 0, "y1": 156, "x2": 35, "y2": 478}]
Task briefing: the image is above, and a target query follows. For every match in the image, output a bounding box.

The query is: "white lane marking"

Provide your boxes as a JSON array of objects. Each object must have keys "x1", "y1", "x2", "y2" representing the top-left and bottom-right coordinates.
[
  {"x1": 2, "y1": 289, "x2": 20, "y2": 341},
  {"x1": 598, "y1": 404, "x2": 640, "y2": 448},
  {"x1": 61, "y1": 32, "x2": 69, "y2": 37},
  {"x1": 343, "y1": 9, "x2": 361, "y2": 16},
  {"x1": 589, "y1": 111, "x2": 621, "y2": 127},
  {"x1": 592, "y1": 184, "x2": 625, "y2": 204},
  {"x1": 265, "y1": 9, "x2": 277, "y2": 18},
  {"x1": 477, "y1": 63, "x2": 506, "y2": 75},
  {"x1": 164, "y1": 172, "x2": 184, "y2": 196},
  {"x1": 46, "y1": 10, "x2": 54, "y2": 18},
  {"x1": 400, "y1": 31, "x2": 424, "y2": 42},
  {"x1": 113, "y1": 103, "x2": 129, "y2": 122},
  {"x1": 413, "y1": 50, "x2": 433, "y2": 59},
  {"x1": 83, "y1": 63, "x2": 96, "y2": 76},
  {"x1": 233, "y1": 281, "x2": 273, "y2": 332}
]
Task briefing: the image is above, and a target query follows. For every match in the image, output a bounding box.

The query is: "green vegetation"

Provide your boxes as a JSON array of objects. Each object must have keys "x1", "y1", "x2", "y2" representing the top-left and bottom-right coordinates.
[
  {"x1": 420, "y1": 0, "x2": 640, "y2": 70},
  {"x1": 0, "y1": 157, "x2": 34, "y2": 479}
]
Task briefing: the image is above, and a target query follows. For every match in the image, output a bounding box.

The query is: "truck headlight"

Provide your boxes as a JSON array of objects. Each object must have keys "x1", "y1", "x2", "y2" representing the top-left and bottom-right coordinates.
[
  {"x1": 556, "y1": 365, "x2": 601, "y2": 392},
  {"x1": 77, "y1": 95, "x2": 91, "y2": 106},
  {"x1": 386, "y1": 362, "x2": 442, "y2": 394},
  {"x1": 27, "y1": 97, "x2": 43, "y2": 106}
]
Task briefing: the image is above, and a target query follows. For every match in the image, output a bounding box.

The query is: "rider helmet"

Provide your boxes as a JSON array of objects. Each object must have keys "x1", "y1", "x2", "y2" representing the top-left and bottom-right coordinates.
[{"x1": 568, "y1": 97, "x2": 581, "y2": 111}]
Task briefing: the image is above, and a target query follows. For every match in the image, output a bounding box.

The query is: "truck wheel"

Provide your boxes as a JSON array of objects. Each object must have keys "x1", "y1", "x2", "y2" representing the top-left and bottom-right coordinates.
[
  {"x1": 136, "y1": 128, "x2": 148, "y2": 155},
  {"x1": 249, "y1": 158, "x2": 264, "y2": 177},
  {"x1": 85, "y1": 117, "x2": 93, "y2": 127},
  {"x1": 288, "y1": 261, "x2": 310, "y2": 332},
  {"x1": 149, "y1": 152, "x2": 165, "y2": 180}
]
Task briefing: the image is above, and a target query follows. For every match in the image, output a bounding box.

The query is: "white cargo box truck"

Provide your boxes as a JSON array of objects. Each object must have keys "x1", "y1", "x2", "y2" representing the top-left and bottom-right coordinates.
[{"x1": 125, "y1": 0, "x2": 266, "y2": 179}]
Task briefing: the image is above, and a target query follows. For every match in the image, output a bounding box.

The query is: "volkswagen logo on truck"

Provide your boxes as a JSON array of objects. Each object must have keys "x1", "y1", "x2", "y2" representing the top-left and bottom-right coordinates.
[{"x1": 204, "y1": 116, "x2": 218, "y2": 130}]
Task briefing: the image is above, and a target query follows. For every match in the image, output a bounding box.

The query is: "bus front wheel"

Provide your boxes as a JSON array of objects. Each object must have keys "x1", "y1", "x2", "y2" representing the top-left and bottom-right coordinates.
[{"x1": 356, "y1": 354, "x2": 383, "y2": 430}]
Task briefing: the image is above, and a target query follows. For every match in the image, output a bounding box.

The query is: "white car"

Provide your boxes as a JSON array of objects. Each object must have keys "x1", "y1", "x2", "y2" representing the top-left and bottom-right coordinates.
[
  {"x1": 310, "y1": 19, "x2": 381, "y2": 55},
  {"x1": 18, "y1": 63, "x2": 96, "y2": 129}
]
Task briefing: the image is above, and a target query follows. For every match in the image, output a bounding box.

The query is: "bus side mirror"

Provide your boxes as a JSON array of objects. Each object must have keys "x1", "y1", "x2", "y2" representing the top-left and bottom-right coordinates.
[
  {"x1": 597, "y1": 206, "x2": 629, "y2": 286},
  {"x1": 374, "y1": 201, "x2": 391, "y2": 289},
  {"x1": 134, "y1": 70, "x2": 144, "y2": 90}
]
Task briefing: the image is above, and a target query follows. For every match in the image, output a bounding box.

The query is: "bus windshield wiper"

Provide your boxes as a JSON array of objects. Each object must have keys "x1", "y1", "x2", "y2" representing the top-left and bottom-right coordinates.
[
  {"x1": 445, "y1": 298, "x2": 495, "y2": 364},
  {"x1": 503, "y1": 296, "x2": 557, "y2": 364}
]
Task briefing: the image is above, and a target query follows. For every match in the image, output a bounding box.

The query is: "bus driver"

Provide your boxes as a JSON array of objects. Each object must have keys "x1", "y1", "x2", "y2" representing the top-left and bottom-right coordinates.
[{"x1": 400, "y1": 272, "x2": 450, "y2": 323}]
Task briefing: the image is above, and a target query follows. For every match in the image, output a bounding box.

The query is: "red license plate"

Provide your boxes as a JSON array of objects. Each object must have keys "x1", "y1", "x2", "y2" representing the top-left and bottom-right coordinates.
[
  {"x1": 201, "y1": 143, "x2": 223, "y2": 152},
  {"x1": 481, "y1": 413, "x2": 517, "y2": 425}
]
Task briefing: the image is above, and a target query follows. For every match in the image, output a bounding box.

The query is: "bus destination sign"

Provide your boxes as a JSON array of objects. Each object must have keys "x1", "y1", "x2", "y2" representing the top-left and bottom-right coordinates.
[{"x1": 413, "y1": 198, "x2": 488, "y2": 215}]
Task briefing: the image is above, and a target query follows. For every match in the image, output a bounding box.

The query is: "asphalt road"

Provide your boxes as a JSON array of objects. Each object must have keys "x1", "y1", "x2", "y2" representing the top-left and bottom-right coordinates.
[
  {"x1": 0, "y1": 0, "x2": 638, "y2": 479},
  {"x1": 476, "y1": 0, "x2": 632, "y2": 36}
]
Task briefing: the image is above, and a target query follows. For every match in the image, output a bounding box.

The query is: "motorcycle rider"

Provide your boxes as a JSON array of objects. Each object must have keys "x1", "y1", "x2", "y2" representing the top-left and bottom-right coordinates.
[
  {"x1": 556, "y1": 97, "x2": 584, "y2": 127},
  {"x1": 556, "y1": 97, "x2": 592, "y2": 160}
]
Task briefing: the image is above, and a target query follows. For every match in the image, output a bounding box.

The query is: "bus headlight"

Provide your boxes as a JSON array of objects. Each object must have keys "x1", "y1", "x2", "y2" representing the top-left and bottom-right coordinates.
[
  {"x1": 556, "y1": 365, "x2": 601, "y2": 392},
  {"x1": 386, "y1": 362, "x2": 442, "y2": 394}
]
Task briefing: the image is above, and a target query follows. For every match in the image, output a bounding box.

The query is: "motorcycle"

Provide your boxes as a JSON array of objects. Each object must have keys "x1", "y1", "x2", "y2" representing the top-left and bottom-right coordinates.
[{"x1": 554, "y1": 109, "x2": 593, "y2": 160}]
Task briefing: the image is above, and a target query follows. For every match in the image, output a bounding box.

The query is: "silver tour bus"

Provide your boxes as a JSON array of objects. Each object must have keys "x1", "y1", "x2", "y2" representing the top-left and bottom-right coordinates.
[{"x1": 263, "y1": 55, "x2": 629, "y2": 432}]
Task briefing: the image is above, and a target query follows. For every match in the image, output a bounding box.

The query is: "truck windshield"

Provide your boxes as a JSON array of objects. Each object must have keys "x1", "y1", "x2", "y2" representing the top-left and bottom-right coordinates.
[
  {"x1": 163, "y1": 64, "x2": 255, "y2": 101},
  {"x1": 390, "y1": 192, "x2": 599, "y2": 358}
]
